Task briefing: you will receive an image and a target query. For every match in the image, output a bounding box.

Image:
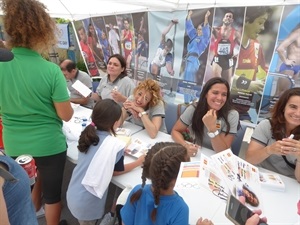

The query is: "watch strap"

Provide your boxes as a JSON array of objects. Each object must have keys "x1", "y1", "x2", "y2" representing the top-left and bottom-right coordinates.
[
  {"x1": 139, "y1": 111, "x2": 147, "y2": 117},
  {"x1": 207, "y1": 130, "x2": 219, "y2": 138}
]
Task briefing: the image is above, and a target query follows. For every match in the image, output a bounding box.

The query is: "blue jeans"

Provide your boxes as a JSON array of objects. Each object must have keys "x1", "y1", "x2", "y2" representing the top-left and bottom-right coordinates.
[{"x1": 1, "y1": 155, "x2": 38, "y2": 225}]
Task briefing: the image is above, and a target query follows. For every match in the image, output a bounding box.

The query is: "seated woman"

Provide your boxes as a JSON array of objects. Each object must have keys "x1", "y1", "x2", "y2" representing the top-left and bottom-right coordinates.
[
  {"x1": 246, "y1": 88, "x2": 300, "y2": 182},
  {"x1": 92, "y1": 54, "x2": 135, "y2": 106},
  {"x1": 171, "y1": 77, "x2": 239, "y2": 156},
  {"x1": 121, "y1": 79, "x2": 167, "y2": 138}
]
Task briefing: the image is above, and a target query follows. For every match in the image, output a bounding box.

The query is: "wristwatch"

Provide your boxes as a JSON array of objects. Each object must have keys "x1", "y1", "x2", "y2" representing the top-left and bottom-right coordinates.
[
  {"x1": 138, "y1": 111, "x2": 147, "y2": 118},
  {"x1": 207, "y1": 130, "x2": 219, "y2": 138}
]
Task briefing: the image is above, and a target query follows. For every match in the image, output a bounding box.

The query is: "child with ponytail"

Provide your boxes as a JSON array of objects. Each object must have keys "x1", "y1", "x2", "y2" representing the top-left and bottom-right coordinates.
[{"x1": 67, "y1": 99, "x2": 144, "y2": 225}]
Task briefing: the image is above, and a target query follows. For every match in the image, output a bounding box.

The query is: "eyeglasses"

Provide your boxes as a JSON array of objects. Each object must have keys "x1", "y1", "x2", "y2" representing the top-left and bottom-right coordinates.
[{"x1": 212, "y1": 188, "x2": 228, "y2": 201}]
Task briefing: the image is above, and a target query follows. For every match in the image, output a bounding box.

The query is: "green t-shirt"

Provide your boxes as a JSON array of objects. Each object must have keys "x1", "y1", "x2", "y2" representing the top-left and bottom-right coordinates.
[{"x1": 0, "y1": 47, "x2": 70, "y2": 157}]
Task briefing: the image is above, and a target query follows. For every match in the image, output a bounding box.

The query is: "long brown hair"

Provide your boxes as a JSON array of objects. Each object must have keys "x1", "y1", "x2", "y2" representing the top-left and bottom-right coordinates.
[
  {"x1": 77, "y1": 99, "x2": 121, "y2": 153},
  {"x1": 192, "y1": 77, "x2": 232, "y2": 145},
  {"x1": 270, "y1": 88, "x2": 300, "y2": 140}
]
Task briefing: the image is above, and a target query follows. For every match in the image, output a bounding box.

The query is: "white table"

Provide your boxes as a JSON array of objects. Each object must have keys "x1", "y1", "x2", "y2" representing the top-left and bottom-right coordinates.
[
  {"x1": 111, "y1": 130, "x2": 174, "y2": 188},
  {"x1": 63, "y1": 105, "x2": 144, "y2": 163},
  {"x1": 111, "y1": 130, "x2": 300, "y2": 225}
]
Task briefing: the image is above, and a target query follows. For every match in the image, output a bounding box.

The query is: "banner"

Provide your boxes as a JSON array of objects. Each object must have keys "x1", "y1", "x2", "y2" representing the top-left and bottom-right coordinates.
[
  {"x1": 56, "y1": 24, "x2": 70, "y2": 49},
  {"x1": 72, "y1": 4, "x2": 300, "y2": 125}
]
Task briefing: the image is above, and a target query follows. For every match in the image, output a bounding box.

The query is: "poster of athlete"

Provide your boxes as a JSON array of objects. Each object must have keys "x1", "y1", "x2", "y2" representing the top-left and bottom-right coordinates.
[
  {"x1": 258, "y1": 5, "x2": 300, "y2": 122},
  {"x1": 73, "y1": 20, "x2": 100, "y2": 77},
  {"x1": 131, "y1": 12, "x2": 149, "y2": 82},
  {"x1": 147, "y1": 11, "x2": 186, "y2": 103},
  {"x1": 178, "y1": 8, "x2": 214, "y2": 104},
  {"x1": 116, "y1": 14, "x2": 136, "y2": 79},
  {"x1": 230, "y1": 6, "x2": 282, "y2": 124},
  {"x1": 204, "y1": 7, "x2": 245, "y2": 86}
]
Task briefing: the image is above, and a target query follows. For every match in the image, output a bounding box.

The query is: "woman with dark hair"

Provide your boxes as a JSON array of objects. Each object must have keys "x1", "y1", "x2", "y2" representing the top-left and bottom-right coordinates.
[
  {"x1": 246, "y1": 88, "x2": 300, "y2": 181},
  {"x1": 92, "y1": 54, "x2": 135, "y2": 106},
  {"x1": 236, "y1": 184, "x2": 260, "y2": 207},
  {"x1": 67, "y1": 99, "x2": 143, "y2": 225},
  {"x1": 172, "y1": 77, "x2": 239, "y2": 156}
]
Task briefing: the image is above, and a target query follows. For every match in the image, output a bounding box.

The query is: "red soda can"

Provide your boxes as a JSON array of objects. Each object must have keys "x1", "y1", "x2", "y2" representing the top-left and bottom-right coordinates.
[{"x1": 15, "y1": 154, "x2": 36, "y2": 185}]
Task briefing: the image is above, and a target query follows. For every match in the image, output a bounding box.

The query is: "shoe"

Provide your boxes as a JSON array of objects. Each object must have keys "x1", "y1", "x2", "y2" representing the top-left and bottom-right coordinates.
[
  {"x1": 100, "y1": 212, "x2": 115, "y2": 225},
  {"x1": 59, "y1": 219, "x2": 68, "y2": 225},
  {"x1": 36, "y1": 207, "x2": 45, "y2": 219}
]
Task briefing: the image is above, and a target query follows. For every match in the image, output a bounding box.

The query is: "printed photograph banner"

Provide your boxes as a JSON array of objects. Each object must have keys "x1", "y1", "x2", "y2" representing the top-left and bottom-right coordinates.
[
  {"x1": 230, "y1": 6, "x2": 283, "y2": 124},
  {"x1": 258, "y1": 5, "x2": 300, "y2": 123},
  {"x1": 72, "y1": 4, "x2": 299, "y2": 125}
]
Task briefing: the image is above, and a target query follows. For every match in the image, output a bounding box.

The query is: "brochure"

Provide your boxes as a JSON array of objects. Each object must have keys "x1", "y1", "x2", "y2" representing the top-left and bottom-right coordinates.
[
  {"x1": 199, "y1": 154, "x2": 228, "y2": 194},
  {"x1": 125, "y1": 138, "x2": 152, "y2": 158},
  {"x1": 116, "y1": 128, "x2": 131, "y2": 136},
  {"x1": 71, "y1": 80, "x2": 92, "y2": 97},
  {"x1": 259, "y1": 171, "x2": 285, "y2": 192},
  {"x1": 211, "y1": 149, "x2": 263, "y2": 210},
  {"x1": 175, "y1": 161, "x2": 202, "y2": 190}
]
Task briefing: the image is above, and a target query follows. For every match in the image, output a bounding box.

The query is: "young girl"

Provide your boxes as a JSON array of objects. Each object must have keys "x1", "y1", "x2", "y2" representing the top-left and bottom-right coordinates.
[
  {"x1": 67, "y1": 99, "x2": 144, "y2": 225},
  {"x1": 171, "y1": 77, "x2": 239, "y2": 156},
  {"x1": 122, "y1": 79, "x2": 167, "y2": 138},
  {"x1": 120, "y1": 142, "x2": 214, "y2": 225}
]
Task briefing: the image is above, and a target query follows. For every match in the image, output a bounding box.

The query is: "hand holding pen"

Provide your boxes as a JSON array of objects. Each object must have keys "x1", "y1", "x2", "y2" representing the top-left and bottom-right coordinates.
[
  {"x1": 280, "y1": 134, "x2": 300, "y2": 155},
  {"x1": 184, "y1": 141, "x2": 200, "y2": 157}
]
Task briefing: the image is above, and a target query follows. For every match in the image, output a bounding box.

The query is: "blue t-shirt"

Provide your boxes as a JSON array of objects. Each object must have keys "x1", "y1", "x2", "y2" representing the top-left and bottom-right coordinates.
[{"x1": 121, "y1": 184, "x2": 189, "y2": 225}]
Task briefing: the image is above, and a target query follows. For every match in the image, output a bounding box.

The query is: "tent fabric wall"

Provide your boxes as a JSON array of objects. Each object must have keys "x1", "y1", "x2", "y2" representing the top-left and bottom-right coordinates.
[{"x1": 1, "y1": 0, "x2": 296, "y2": 20}]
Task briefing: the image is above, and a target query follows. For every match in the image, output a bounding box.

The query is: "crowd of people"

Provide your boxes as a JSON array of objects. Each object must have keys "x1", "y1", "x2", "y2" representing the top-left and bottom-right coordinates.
[{"x1": 0, "y1": 0, "x2": 299, "y2": 225}]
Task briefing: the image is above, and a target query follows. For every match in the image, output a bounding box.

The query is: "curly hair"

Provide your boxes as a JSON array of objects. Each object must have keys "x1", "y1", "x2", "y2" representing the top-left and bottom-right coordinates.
[
  {"x1": 192, "y1": 77, "x2": 232, "y2": 145},
  {"x1": 1, "y1": 0, "x2": 57, "y2": 52},
  {"x1": 270, "y1": 87, "x2": 300, "y2": 140},
  {"x1": 133, "y1": 79, "x2": 163, "y2": 108},
  {"x1": 77, "y1": 99, "x2": 121, "y2": 153}
]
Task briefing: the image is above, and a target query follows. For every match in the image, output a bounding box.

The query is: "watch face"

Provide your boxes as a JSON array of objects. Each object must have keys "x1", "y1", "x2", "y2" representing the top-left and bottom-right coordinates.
[
  {"x1": 208, "y1": 130, "x2": 219, "y2": 138},
  {"x1": 208, "y1": 132, "x2": 214, "y2": 138}
]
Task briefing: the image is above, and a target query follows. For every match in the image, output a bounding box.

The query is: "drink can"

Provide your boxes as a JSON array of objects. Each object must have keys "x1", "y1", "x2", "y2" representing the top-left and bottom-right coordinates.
[{"x1": 15, "y1": 154, "x2": 36, "y2": 185}]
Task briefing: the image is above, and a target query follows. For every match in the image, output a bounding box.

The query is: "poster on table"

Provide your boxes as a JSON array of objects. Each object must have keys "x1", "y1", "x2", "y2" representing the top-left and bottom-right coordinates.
[{"x1": 72, "y1": 4, "x2": 299, "y2": 126}]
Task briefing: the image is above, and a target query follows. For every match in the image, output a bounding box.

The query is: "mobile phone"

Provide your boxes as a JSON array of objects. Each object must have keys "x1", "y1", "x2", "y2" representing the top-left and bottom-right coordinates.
[{"x1": 225, "y1": 195, "x2": 267, "y2": 225}]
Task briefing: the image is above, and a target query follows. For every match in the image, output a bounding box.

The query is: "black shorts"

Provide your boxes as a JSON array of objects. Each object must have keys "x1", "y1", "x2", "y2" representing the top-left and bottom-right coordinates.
[
  {"x1": 34, "y1": 151, "x2": 66, "y2": 204},
  {"x1": 212, "y1": 55, "x2": 234, "y2": 70}
]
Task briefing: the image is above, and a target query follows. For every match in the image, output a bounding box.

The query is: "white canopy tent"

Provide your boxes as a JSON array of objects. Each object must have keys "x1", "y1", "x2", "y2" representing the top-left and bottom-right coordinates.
[{"x1": 36, "y1": 0, "x2": 299, "y2": 20}]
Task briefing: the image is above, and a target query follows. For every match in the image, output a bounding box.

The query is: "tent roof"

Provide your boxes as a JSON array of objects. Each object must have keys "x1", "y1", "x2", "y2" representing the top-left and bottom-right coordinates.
[{"x1": 37, "y1": 0, "x2": 298, "y2": 20}]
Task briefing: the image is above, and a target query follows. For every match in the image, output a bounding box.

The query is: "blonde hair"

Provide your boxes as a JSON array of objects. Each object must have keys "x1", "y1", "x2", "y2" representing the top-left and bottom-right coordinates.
[
  {"x1": 1, "y1": 0, "x2": 57, "y2": 52},
  {"x1": 133, "y1": 79, "x2": 162, "y2": 107}
]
